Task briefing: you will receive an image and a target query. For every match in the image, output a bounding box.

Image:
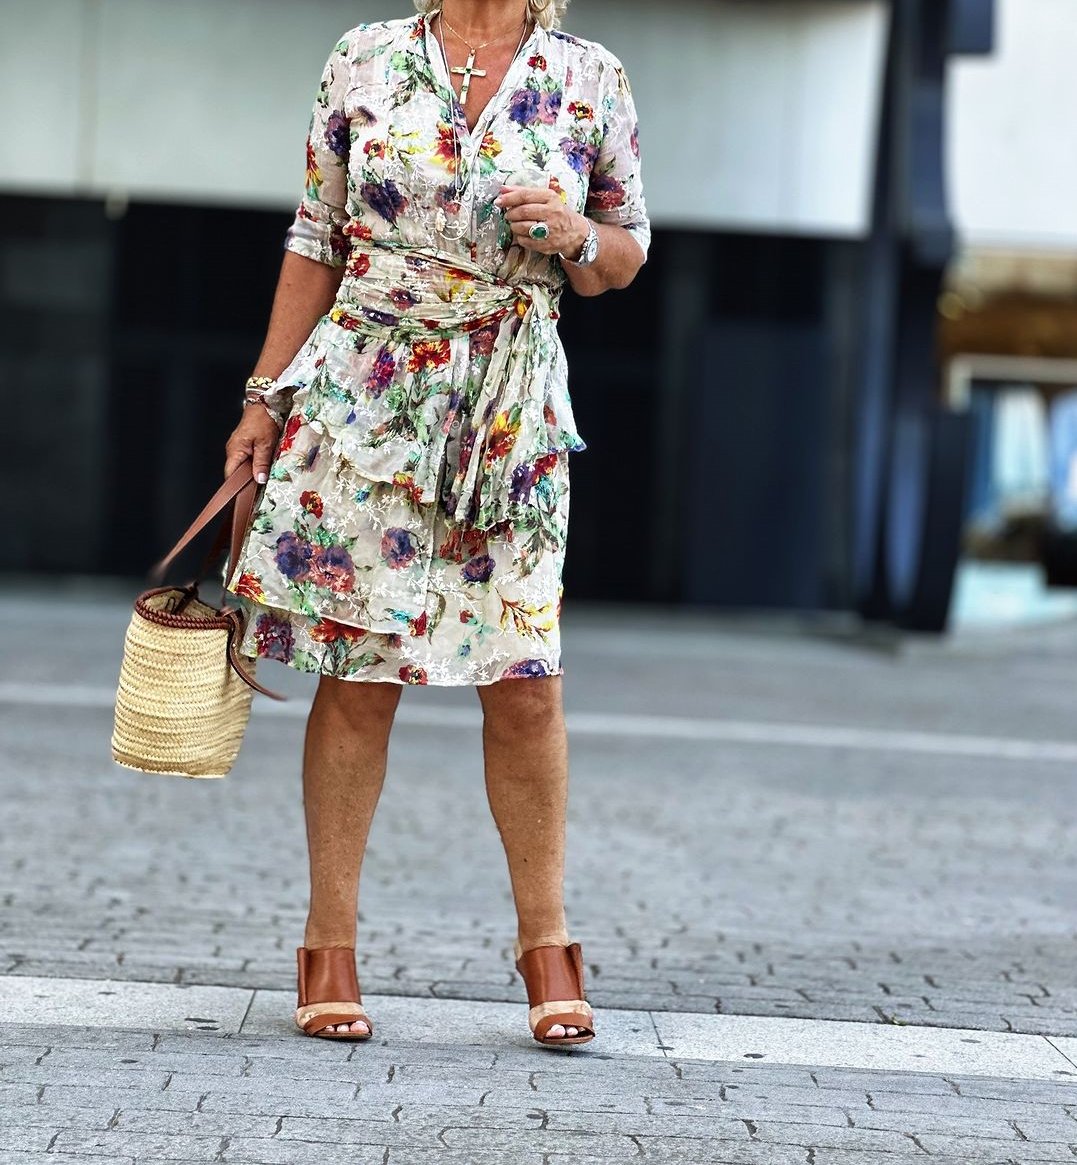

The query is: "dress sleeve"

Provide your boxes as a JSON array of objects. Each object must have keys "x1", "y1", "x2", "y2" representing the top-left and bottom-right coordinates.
[
  {"x1": 283, "y1": 33, "x2": 354, "y2": 268},
  {"x1": 586, "y1": 55, "x2": 650, "y2": 261}
]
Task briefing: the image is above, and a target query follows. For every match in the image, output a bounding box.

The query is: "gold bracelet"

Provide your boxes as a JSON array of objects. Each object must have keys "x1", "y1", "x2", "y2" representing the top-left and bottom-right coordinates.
[{"x1": 245, "y1": 375, "x2": 277, "y2": 392}]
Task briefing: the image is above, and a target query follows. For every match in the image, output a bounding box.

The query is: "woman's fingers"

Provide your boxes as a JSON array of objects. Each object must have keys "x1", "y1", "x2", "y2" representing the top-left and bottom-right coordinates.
[
  {"x1": 224, "y1": 411, "x2": 280, "y2": 481},
  {"x1": 496, "y1": 184, "x2": 583, "y2": 253},
  {"x1": 495, "y1": 184, "x2": 553, "y2": 210},
  {"x1": 509, "y1": 224, "x2": 556, "y2": 253},
  {"x1": 501, "y1": 201, "x2": 555, "y2": 223},
  {"x1": 223, "y1": 438, "x2": 252, "y2": 480},
  {"x1": 250, "y1": 434, "x2": 276, "y2": 484},
  {"x1": 496, "y1": 186, "x2": 560, "y2": 226}
]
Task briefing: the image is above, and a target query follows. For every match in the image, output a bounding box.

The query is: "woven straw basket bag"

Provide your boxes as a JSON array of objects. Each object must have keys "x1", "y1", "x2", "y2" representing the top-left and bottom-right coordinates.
[{"x1": 111, "y1": 464, "x2": 285, "y2": 779}]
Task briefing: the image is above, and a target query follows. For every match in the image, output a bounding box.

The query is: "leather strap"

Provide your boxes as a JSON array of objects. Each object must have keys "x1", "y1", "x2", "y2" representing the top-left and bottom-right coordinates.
[
  {"x1": 149, "y1": 464, "x2": 258, "y2": 586},
  {"x1": 223, "y1": 608, "x2": 287, "y2": 701},
  {"x1": 147, "y1": 464, "x2": 286, "y2": 702},
  {"x1": 515, "y1": 942, "x2": 585, "y2": 1007},
  {"x1": 297, "y1": 947, "x2": 362, "y2": 1006}
]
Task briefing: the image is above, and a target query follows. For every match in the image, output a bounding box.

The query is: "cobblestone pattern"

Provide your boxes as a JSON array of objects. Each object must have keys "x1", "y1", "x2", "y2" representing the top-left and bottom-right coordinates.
[
  {"x1": 2, "y1": 697, "x2": 1075, "y2": 1038},
  {"x1": 2, "y1": 1023, "x2": 1077, "y2": 1164},
  {"x1": 1, "y1": 590, "x2": 1076, "y2": 1039}
]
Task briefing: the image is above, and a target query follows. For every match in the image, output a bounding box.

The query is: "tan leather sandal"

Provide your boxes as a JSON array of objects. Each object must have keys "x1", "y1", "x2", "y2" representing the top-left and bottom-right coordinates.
[
  {"x1": 513, "y1": 939, "x2": 595, "y2": 1046},
  {"x1": 294, "y1": 946, "x2": 374, "y2": 1041}
]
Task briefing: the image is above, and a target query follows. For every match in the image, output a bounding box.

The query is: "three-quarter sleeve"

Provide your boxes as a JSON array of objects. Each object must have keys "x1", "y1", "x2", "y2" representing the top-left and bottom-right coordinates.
[
  {"x1": 284, "y1": 33, "x2": 354, "y2": 268},
  {"x1": 586, "y1": 55, "x2": 650, "y2": 261}
]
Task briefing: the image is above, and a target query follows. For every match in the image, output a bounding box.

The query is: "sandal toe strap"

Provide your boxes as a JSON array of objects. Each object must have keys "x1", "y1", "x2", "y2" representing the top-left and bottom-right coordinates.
[
  {"x1": 528, "y1": 998, "x2": 593, "y2": 1039},
  {"x1": 533, "y1": 1012, "x2": 594, "y2": 1040},
  {"x1": 295, "y1": 1001, "x2": 371, "y2": 1035}
]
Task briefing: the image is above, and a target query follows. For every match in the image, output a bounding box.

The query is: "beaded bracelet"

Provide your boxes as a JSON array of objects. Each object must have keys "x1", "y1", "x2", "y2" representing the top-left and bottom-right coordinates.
[{"x1": 242, "y1": 376, "x2": 284, "y2": 427}]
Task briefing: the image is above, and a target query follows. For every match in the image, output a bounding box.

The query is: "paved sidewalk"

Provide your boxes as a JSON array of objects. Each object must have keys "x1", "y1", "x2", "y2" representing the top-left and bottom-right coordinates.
[
  {"x1": 1, "y1": 578, "x2": 1076, "y2": 1162},
  {"x1": 4, "y1": 1021, "x2": 1077, "y2": 1164}
]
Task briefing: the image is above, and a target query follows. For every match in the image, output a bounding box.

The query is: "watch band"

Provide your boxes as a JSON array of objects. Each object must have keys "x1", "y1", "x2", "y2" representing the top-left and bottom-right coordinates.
[{"x1": 560, "y1": 220, "x2": 599, "y2": 267}]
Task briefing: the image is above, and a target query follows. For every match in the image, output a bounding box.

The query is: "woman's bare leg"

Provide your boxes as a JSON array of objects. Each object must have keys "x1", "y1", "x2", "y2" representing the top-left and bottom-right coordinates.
[
  {"x1": 477, "y1": 674, "x2": 581, "y2": 1038},
  {"x1": 302, "y1": 674, "x2": 401, "y2": 1033}
]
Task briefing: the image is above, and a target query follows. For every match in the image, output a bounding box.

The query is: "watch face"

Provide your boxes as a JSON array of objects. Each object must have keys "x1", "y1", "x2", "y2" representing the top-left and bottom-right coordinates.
[{"x1": 580, "y1": 225, "x2": 599, "y2": 264}]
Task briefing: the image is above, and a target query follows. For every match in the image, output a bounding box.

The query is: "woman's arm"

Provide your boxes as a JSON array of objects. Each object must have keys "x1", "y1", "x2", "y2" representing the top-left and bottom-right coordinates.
[
  {"x1": 224, "y1": 32, "x2": 354, "y2": 483},
  {"x1": 223, "y1": 252, "x2": 344, "y2": 483},
  {"x1": 248, "y1": 251, "x2": 344, "y2": 385},
  {"x1": 559, "y1": 219, "x2": 645, "y2": 297},
  {"x1": 497, "y1": 50, "x2": 650, "y2": 297}
]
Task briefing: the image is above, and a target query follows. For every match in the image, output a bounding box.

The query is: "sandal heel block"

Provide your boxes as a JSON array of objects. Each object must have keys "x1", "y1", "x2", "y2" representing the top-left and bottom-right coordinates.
[
  {"x1": 294, "y1": 946, "x2": 374, "y2": 1041},
  {"x1": 513, "y1": 939, "x2": 596, "y2": 1047}
]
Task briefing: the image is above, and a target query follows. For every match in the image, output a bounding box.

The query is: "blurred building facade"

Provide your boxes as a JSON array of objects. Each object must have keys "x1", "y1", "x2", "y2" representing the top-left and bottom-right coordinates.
[{"x1": 4, "y1": 0, "x2": 1062, "y2": 629}]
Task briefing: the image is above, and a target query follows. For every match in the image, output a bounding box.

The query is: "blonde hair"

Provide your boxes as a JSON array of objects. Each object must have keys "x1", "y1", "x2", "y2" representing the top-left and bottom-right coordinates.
[{"x1": 414, "y1": 0, "x2": 569, "y2": 32}]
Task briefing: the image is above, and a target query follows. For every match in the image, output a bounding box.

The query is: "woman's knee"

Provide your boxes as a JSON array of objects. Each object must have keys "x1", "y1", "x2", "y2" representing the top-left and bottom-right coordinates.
[
  {"x1": 478, "y1": 675, "x2": 564, "y2": 738},
  {"x1": 314, "y1": 676, "x2": 402, "y2": 731}
]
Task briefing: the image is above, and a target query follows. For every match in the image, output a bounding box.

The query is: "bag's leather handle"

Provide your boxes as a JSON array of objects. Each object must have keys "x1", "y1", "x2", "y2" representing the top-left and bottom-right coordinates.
[
  {"x1": 148, "y1": 464, "x2": 287, "y2": 702},
  {"x1": 149, "y1": 464, "x2": 258, "y2": 586},
  {"x1": 223, "y1": 608, "x2": 288, "y2": 701}
]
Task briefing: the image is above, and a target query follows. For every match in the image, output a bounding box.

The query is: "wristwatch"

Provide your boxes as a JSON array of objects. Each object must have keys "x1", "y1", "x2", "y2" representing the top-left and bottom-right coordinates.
[{"x1": 560, "y1": 219, "x2": 599, "y2": 267}]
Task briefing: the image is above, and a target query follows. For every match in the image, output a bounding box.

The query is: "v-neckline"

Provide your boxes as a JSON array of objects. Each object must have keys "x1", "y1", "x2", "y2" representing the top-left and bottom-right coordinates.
[{"x1": 423, "y1": 14, "x2": 540, "y2": 145}]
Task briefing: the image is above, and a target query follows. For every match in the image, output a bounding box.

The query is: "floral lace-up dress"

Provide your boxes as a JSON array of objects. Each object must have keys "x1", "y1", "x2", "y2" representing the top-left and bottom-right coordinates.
[{"x1": 225, "y1": 13, "x2": 649, "y2": 686}]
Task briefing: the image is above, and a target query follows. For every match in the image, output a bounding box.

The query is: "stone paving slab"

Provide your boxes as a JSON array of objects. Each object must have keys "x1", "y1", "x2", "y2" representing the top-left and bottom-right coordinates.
[
  {"x1": 5, "y1": 975, "x2": 1075, "y2": 1083},
  {"x1": 0, "y1": 975, "x2": 250, "y2": 1035},
  {"x1": 1, "y1": 1023, "x2": 1076, "y2": 1164},
  {"x1": 650, "y1": 1011, "x2": 1076, "y2": 1082}
]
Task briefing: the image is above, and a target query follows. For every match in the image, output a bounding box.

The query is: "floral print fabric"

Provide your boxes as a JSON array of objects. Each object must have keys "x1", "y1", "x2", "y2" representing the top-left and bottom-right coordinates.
[{"x1": 224, "y1": 12, "x2": 648, "y2": 686}]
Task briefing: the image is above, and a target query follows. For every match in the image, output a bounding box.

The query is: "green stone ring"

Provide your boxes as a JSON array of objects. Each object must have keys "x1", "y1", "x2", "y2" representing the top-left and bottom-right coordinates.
[{"x1": 528, "y1": 222, "x2": 550, "y2": 240}]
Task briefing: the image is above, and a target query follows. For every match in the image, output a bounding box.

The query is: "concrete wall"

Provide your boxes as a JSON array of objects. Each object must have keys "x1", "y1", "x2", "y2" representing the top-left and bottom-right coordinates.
[
  {"x1": 6, "y1": 0, "x2": 1073, "y2": 248},
  {"x1": 0, "y1": 0, "x2": 887, "y2": 236},
  {"x1": 947, "y1": 0, "x2": 1077, "y2": 252}
]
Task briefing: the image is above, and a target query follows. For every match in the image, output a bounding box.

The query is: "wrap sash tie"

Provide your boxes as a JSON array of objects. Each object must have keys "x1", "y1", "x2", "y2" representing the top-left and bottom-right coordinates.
[{"x1": 282, "y1": 243, "x2": 584, "y2": 533}]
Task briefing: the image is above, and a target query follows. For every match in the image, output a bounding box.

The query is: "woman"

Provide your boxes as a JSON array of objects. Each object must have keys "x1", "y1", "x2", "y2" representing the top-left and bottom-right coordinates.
[{"x1": 221, "y1": 0, "x2": 648, "y2": 1047}]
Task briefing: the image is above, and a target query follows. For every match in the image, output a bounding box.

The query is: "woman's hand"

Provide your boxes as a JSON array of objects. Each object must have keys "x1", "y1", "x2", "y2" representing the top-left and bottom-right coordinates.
[
  {"x1": 224, "y1": 404, "x2": 281, "y2": 483},
  {"x1": 495, "y1": 184, "x2": 589, "y2": 259}
]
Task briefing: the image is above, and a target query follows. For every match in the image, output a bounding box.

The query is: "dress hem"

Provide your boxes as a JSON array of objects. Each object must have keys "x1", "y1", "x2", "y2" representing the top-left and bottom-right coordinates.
[{"x1": 244, "y1": 647, "x2": 565, "y2": 688}]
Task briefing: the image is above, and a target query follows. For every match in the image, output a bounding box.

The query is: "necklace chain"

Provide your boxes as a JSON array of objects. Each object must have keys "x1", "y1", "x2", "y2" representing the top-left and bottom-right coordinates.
[
  {"x1": 432, "y1": 11, "x2": 531, "y2": 247},
  {"x1": 440, "y1": 15, "x2": 523, "y2": 53}
]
